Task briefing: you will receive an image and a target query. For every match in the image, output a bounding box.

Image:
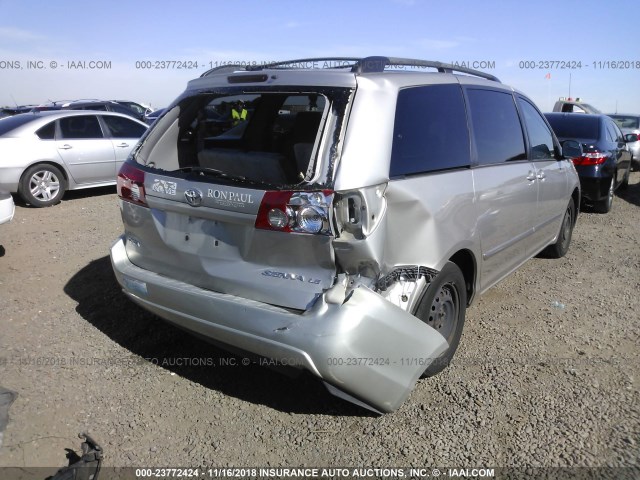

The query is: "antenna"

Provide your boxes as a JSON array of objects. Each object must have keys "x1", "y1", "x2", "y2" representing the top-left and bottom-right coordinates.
[
  {"x1": 10, "y1": 94, "x2": 18, "y2": 108},
  {"x1": 568, "y1": 73, "x2": 571, "y2": 99}
]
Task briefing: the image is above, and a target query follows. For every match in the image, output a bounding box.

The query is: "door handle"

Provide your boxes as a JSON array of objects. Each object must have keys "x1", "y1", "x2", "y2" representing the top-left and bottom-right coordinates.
[
  {"x1": 58, "y1": 144, "x2": 72, "y2": 150},
  {"x1": 526, "y1": 172, "x2": 536, "y2": 181},
  {"x1": 116, "y1": 143, "x2": 129, "y2": 148},
  {"x1": 536, "y1": 172, "x2": 546, "y2": 180}
]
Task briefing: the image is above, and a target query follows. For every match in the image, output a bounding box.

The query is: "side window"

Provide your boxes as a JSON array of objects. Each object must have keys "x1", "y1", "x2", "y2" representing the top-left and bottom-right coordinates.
[
  {"x1": 124, "y1": 103, "x2": 145, "y2": 115},
  {"x1": 102, "y1": 115, "x2": 147, "y2": 138},
  {"x1": 604, "y1": 122, "x2": 618, "y2": 143},
  {"x1": 610, "y1": 122, "x2": 624, "y2": 143},
  {"x1": 35, "y1": 121, "x2": 56, "y2": 140},
  {"x1": 517, "y1": 98, "x2": 555, "y2": 160},
  {"x1": 390, "y1": 84, "x2": 470, "y2": 177},
  {"x1": 466, "y1": 89, "x2": 526, "y2": 165},
  {"x1": 111, "y1": 104, "x2": 137, "y2": 116},
  {"x1": 59, "y1": 115, "x2": 104, "y2": 139}
]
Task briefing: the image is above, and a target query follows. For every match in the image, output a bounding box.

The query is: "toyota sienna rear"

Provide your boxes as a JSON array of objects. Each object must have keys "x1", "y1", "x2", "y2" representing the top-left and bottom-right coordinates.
[{"x1": 111, "y1": 57, "x2": 580, "y2": 412}]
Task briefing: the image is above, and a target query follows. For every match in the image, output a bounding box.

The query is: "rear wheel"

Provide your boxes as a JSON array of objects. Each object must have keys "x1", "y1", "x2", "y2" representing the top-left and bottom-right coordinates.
[
  {"x1": 595, "y1": 176, "x2": 614, "y2": 214},
  {"x1": 542, "y1": 197, "x2": 575, "y2": 258},
  {"x1": 620, "y1": 167, "x2": 630, "y2": 190},
  {"x1": 18, "y1": 164, "x2": 67, "y2": 207},
  {"x1": 415, "y1": 261, "x2": 467, "y2": 377}
]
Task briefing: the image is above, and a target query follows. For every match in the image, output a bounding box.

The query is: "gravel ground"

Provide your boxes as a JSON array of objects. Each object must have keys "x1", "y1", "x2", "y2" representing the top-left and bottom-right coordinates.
[{"x1": 0, "y1": 174, "x2": 639, "y2": 475}]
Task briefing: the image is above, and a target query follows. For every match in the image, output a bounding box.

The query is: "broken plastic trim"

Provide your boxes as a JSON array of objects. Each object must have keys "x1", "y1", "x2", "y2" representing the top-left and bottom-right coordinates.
[
  {"x1": 376, "y1": 265, "x2": 439, "y2": 291},
  {"x1": 47, "y1": 432, "x2": 103, "y2": 480}
]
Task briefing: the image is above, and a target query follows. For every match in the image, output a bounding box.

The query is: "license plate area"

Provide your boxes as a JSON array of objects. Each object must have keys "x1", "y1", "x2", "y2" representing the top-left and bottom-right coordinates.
[{"x1": 161, "y1": 212, "x2": 242, "y2": 259}]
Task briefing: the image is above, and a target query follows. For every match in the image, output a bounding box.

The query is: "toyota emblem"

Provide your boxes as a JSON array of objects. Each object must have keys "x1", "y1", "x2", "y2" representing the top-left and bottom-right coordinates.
[{"x1": 184, "y1": 188, "x2": 203, "y2": 207}]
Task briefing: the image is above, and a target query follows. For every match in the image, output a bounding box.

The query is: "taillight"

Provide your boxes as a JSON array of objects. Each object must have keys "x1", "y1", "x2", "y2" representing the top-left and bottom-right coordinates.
[
  {"x1": 255, "y1": 190, "x2": 333, "y2": 235},
  {"x1": 117, "y1": 161, "x2": 147, "y2": 206},
  {"x1": 572, "y1": 152, "x2": 607, "y2": 166}
]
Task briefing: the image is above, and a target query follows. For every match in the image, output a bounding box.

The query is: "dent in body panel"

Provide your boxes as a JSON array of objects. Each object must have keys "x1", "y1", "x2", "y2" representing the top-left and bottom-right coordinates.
[
  {"x1": 332, "y1": 170, "x2": 478, "y2": 310},
  {"x1": 382, "y1": 171, "x2": 478, "y2": 278},
  {"x1": 122, "y1": 200, "x2": 335, "y2": 310},
  {"x1": 333, "y1": 183, "x2": 388, "y2": 280}
]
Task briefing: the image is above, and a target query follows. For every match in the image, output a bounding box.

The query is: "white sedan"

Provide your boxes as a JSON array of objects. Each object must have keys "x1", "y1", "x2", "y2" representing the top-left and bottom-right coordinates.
[{"x1": 0, "y1": 110, "x2": 148, "y2": 207}]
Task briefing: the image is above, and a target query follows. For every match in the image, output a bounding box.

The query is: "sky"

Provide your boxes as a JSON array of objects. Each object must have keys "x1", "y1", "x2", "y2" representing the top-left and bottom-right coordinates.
[{"x1": 0, "y1": 0, "x2": 639, "y2": 113}]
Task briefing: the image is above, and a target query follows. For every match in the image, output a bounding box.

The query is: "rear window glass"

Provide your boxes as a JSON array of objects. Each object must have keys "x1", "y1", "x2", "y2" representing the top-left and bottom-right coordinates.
[
  {"x1": 609, "y1": 115, "x2": 639, "y2": 130},
  {"x1": 390, "y1": 84, "x2": 470, "y2": 177},
  {"x1": 0, "y1": 114, "x2": 37, "y2": 136},
  {"x1": 545, "y1": 115, "x2": 599, "y2": 140},
  {"x1": 166, "y1": 91, "x2": 338, "y2": 185}
]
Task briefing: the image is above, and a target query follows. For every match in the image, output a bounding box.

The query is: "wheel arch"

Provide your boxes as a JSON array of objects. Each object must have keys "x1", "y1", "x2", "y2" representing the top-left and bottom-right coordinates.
[
  {"x1": 448, "y1": 249, "x2": 477, "y2": 306},
  {"x1": 571, "y1": 187, "x2": 580, "y2": 222},
  {"x1": 19, "y1": 160, "x2": 71, "y2": 185}
]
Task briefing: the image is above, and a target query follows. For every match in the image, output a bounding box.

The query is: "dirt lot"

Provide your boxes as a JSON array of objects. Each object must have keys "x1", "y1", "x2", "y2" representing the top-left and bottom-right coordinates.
[{"x1": 0, "y1": 173, "x2": 639, "y2": 475}]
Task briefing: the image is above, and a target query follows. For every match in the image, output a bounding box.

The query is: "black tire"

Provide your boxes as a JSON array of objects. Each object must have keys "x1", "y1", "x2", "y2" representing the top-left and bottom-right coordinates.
[
  {"x1": 595, "y1": 176, "x2": 614, "y2": 214},
  {"x1": 619, "y1": 167, "x2": 630, "y2": 190},
  {"x1": 18, "y1": 164, "x2": 67, "y2": 207},
  {"x1": 415, "y1": 261, "x2": 467, "y2": 377},
  {"x1": 542, "y1": 197, "x2": 575, "y2": 259}
]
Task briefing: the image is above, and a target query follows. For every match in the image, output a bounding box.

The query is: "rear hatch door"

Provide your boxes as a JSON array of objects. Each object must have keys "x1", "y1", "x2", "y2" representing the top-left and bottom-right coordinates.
[{"x1": 121, "y1": 86, "x2": 354, "y2": 310}]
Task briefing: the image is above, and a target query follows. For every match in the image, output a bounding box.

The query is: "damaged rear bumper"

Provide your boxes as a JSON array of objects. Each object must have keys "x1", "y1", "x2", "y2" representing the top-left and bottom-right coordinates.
[{"x1": 110, "y1": 236, "x2": 447, "y2": 413}]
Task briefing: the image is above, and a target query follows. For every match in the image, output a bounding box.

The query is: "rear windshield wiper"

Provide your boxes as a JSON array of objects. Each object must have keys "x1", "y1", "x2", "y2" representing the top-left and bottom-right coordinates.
[
  {"x1": 179, "y1": 166, "x2": 225, "y2": 176},
  {"x1": 178, "y1": 166, "x2": 274, "y2": 188}
]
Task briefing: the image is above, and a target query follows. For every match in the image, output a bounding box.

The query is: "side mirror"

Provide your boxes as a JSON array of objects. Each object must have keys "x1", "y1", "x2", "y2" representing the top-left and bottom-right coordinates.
[
  {"x1": 625, "y1": 133, "x2": 639, "y2": 143},
  {"x1": 561, "y1": 140, "x2": 582, "y2": 159}
]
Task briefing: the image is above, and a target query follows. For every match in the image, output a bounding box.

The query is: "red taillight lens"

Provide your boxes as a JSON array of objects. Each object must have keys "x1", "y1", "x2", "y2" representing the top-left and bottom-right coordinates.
[
  {"x1": 255, "y1": 190, "x2": 333, "y2": 235},
  {"x1": 117, "y1": 161, "x2": 147, "y2": 206},
  {"x1": 572, "y1": 152, "x2": 607, "y2": 166}
]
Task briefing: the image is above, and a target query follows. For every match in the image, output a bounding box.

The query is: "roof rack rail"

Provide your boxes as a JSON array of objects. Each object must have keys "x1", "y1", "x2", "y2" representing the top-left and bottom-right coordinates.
[
  {"x1": 245, "y1": 57, "x2": 362, "y2": 71},
  {"x1": 200, "y1": 56, "x2": 500, "y2": 83},
  {"x1": 200, "y1": 64, "x2": 247, "y2": 78},
  {"x1": 354, "y1": 56, "x2": 501, "y2": 82}
]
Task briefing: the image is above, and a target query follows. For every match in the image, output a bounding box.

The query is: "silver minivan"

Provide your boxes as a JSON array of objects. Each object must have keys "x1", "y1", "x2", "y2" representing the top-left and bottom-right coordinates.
[{"x1": 110, "y1": 57, "x2": 581, "y2": 413}]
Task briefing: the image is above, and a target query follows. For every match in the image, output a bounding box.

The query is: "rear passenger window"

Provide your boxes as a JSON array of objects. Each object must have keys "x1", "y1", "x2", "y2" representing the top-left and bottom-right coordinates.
[
  {"x1": 390, "y1": 84, "x2": 470, "y2": 177},
  {"x1": 466, "y1": 89, "x2": 526, "y2": 165},
  {"x1": 59, "y1": 115, "x2": 104, "y2": 139},
  {"x1": 35, "y1": 121, "x2": 56, "y2": 140},
  {"x1": 517, "y1": 98, "x2": 555, "y2": 160}
]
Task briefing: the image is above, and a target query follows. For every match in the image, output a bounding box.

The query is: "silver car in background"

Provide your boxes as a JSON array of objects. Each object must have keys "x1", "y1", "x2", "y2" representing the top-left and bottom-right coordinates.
[
  {"x1": 111, "y1": 57, "x2": 581, "y2": 412},
  {"x1": 0, "y1": 111, "x2": 148, "y2": 207},
  {"x1": 608, "y1": 114, "x2": 640, "y2": 168}
]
